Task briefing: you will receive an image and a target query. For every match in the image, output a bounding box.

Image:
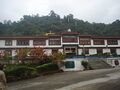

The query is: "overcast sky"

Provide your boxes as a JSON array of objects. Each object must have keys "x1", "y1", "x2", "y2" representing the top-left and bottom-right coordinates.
[{"x1": 0, "y1": 0, "x2": 120, "y2": 23}]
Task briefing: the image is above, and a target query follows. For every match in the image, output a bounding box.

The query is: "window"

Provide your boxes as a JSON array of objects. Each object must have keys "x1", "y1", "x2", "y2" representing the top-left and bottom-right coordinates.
[
  {"x1": 52, "y1": 49, "x2": 58, "y2": 54},
  {"x1": 5, "y1": 50, "x2": 12, "y2": 55},
  {"x1": 71, "y1": 48, "x2": 76, "y2": 53},
  {"x1": 93, "y1": 39, "x2": 105, "y2": 45},
  {"x1": 33, "y1": 40, "x2": 46, "y2": 45},
  {"x1": 97, "y1": 48, "x2": 103, "y2": 54},
  {"x1": 5, "y1": 40, "x2": 12, "y2": 46},
  {"x1": 49, "y1": 38, "x2": 61, "y2": 45},
  {"x1": 17, "y1": 40, "x2": 29, "y2": 46},
  {"x1": 110, "y1": 48, "x2": 116, "y2": 54},
  {"x1": 64, "y1": 47, "x2": 76, "y2": 53},
  {"x1": 83, "y1": 48, "x2": 89, "y2": 54},
  {"x1": 80, "y1": 38, "x2": 91, "y2": 45},
  {"x1": 107, "y1": 39, "x2": 118, "y2": 45},
  {"x1": 65, "y1": 61, "x2": 75, "y2": 68},
  {"x1": 64, "y1": 47, "x2": 77, "y2": 56},
  {"x1": 63, "y1": 36, "x2": 78, "y2": 43},
  {"x1": 65, "y1": 48, "x2": 70, "y2": 51}
]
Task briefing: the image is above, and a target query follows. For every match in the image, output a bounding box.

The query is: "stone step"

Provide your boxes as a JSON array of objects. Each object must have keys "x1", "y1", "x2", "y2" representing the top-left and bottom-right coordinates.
[{"x1": 88, "y1": 58, "x2": 111, "y2": 69}]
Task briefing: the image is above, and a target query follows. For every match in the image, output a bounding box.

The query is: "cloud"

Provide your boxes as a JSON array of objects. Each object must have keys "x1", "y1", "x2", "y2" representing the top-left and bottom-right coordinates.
[{"x1": 0, "y1": 0, "x2": 120, "y2": 23}]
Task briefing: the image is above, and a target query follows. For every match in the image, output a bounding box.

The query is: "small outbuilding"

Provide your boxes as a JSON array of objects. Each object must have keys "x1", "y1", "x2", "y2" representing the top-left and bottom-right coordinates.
[
  {"x1": 106, "y1": 57, "x2": 120, "y2": 67},
  {"x1": 61, "y1": 58, "x2": 87, "y2": 71}
]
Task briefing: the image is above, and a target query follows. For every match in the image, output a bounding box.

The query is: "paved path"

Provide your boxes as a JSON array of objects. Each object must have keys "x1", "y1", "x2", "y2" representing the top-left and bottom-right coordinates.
[{"x1": 8, "y1": 67, "x2": 120, "y2": 90}]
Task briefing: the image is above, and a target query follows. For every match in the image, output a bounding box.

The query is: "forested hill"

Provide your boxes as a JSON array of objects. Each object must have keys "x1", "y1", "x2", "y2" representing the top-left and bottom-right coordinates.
[{"x1": 0, "y1": 11, "x2": 120, "y2": 36}]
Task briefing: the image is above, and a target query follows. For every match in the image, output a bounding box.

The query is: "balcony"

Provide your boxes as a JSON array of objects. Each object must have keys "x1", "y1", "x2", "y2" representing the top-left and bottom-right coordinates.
[
  {"x1": 49, "y1": 41, "x2": 61, "y2": 45},
  {"x1": 62, "y1": 38, "x2": 78, "y2": 43}
]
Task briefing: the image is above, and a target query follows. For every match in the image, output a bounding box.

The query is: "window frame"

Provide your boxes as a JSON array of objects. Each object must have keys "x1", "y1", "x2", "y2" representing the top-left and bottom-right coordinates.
[{"x1": 5, "y1": 40, "x2": 12, "y2": 46}]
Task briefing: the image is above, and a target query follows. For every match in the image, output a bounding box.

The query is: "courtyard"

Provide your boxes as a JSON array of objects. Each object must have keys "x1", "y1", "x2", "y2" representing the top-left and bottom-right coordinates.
[{"x1": 8, "y1": 67, "x2": 120, "y2": 90}]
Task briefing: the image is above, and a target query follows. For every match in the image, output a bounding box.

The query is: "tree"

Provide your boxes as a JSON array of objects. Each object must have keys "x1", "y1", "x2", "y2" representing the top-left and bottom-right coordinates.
[
  {"x1": 0, "y1": 11, "x2": 120, "y2": 36},
  {"x1": 3, "y1": 51, "x2": 12, "y2": 63},
  {"x1": 16, "y1": 48, "x2": 29, "y2": 63},
  {"x1": 51, "y1": 52, "x2": 65, "y2": 68},
  {"x1": 49, "y1": 10, "x2": 60, "y2": 19},
  {"x1": 29, "y1": 47, "x2": 46, "y2": 63}
]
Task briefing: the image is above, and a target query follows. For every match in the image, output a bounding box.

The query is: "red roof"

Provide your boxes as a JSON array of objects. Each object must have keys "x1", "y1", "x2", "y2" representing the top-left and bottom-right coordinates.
[
  {"x1": 0, "y1": 36, "x2": 48, "y2": 40},
  {"x1": 0, "y1": 32, "x2": 120, "y2": 39},
  {"x1": 91, "y1": 36, "x2": 120, "y2": 39}
]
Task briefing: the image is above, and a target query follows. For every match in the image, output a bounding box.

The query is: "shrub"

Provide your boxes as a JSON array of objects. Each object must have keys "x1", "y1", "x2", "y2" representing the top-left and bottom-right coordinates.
[
  {"x1": 4, "y1": 63, "x2": 60, "y2": 82},
  {"x1": 5, "y1": 66, "x2": 38, "y2": 82},
  {"x1": 36, "y1": 63, "x2": 59, "y2": 73},
  {"x1": 81, "y1": 61, "x2": 88, "y2": 70}
]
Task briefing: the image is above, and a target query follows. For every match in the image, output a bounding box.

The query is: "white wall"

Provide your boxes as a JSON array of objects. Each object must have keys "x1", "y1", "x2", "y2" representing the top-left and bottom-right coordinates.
[
  {"x1": 61, "y1": 58, "x2": 85, "y2": 71},
  {"x1": 91, "y1": 39, "x2": 94, "y2": 46},
  {"x1": 0, "y1": 40, "x2": 5, "y2": 47},
  {"x1": 29, "y1": 40, "x2": 33, "y2": 47},
  {"x1": 103, "y1": 49, "x2": 110, "y2": 53},
  {"x1": 58, "y1": 49, "x2": 63, "y2": 53},
  {"x1": 12, "y1": 50, "x2": 17, "y2": 57},
  {"x1": 78, "y1": 49, "x2": 82, "y2": 55},
  {"x1": 116, "y1": 48, "x2": 120, "y2": 55},
  {"x1": 13, "y1": 40, "x2": 16, "y2": 47},
  {"x1": 104, "y1": 40, "x2": 107, "y2": 46},
  {"x1": 118, "y1": 40, "x2": 120, "y2": 45},
  {"x1": 44, "y1": 49, "x2": 52, "y2": 56},
  {"x1": 106, "y1": 58, "x2": 120, "y2": 67},
  {"x1": 89, "y1": 49, "x2": 97, "y2": 55}
]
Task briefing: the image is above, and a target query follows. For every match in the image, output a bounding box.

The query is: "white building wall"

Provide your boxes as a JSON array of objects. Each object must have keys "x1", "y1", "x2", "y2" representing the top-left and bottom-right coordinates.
[
  {"x1": 46, "y1": 40, "x2": 49, "y2": 47},
  {"x1": 89, "y1": 49, "x2": 97, "y2": 55},
  {"x1": 91, "y1": 39, "x2": 94, "y2": 46},
  {"x1": 12, "y1": 50, "x2": 17, "y2": 57},
  {"x1": 118, "y1": 40, "x2": 120, "y2": 45},
  {"x1": 104, "y1": 40, "x2": 107, "y2": 46},
  {"x1": 103, "y1": 49, "x2": 110, "y2": 53},
  {"x1": 92, "y1": 45, "x2": 106, "y2": 47},
  {"x1": 61, "y1": 58, "x2": 85, "y2": 71},
  {"x1": 29, "y1": 40, "x2": 33, "y2": 47},
  {"x1": 44, "y1": 49, "x2": 52, "y2": 56},
  {"x1": 0, "y1": 40, "x2": 5, "y2": 47},
  {"x1": 75, "y1": 60, "x2": 84, "y2": 71},
  {"x1": 116, "y1": 48, "x2": 120, "y2": 55},
  {"x1": 106, "y1": 58, "x2": 120, "y2": 67},
  {"x1": 58, "y1": 49, "x2": 63, "y2": 53},
  {"x1": 12, "y1": 40, "x2": 16, "y2": 47},
  {"x1": 78, "y1": 49, "x2": 82, "y2": 55}
]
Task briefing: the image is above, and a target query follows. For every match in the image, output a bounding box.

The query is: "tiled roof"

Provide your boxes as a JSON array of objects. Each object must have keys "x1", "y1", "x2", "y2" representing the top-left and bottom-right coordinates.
[{"x1": 0, "y1": 36, "x2": 48, "y2": 40}]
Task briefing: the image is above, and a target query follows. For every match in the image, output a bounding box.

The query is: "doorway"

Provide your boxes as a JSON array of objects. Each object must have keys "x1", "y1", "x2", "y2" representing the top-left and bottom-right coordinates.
[{"x1": 64, "y1": 46, "x2": 78, "y2": 56}]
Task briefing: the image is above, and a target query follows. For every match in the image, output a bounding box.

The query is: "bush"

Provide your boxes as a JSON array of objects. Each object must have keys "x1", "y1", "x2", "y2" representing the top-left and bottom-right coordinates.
[
  {"x1": 36, "y1": 63, "x2": 59, "y2": 73},
  {"x1": 5, "y1": 66, "x2": 38, "y2": 82},
  {"x1": 81, "y1": 61, "x2": 88, "y2": 70},
  {"x1": 4, "y1": 63, "x2": 60, "y2": 82}
]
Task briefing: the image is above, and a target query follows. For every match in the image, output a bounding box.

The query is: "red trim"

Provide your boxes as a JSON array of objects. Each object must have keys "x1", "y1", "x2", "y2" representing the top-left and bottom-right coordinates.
[
  {"x1": 0, "y1": 36, "x2": 48, "y2": 40},
  {"x1": 0, "y1": 32, "x2": 120, "y2": 39},
  {"x1": 91, "y1": 36, "x2": 120, "y2": 39}
]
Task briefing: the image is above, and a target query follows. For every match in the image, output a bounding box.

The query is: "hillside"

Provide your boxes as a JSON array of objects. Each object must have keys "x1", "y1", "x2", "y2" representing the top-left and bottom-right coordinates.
[{"x1": 0, "y1": 11, "x2": 120, "y2": 36}]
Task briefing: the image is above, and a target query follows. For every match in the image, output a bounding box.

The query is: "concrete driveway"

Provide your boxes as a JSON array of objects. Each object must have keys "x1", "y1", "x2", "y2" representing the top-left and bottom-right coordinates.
[{"x1": 8, "y1": 67, "x2": 120, "y2": 90}]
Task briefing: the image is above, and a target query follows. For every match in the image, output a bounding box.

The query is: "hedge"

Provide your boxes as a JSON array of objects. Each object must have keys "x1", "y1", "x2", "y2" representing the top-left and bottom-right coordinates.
[
  {"x1": 36, "y1": 63, "x2": 59, "y2": 73},
  {"x1": 5, "y1": 66, "x2": 38, "y2": 82},
  {"x1": 4, "y1": 63, "x2": 60, "y2": 82}
]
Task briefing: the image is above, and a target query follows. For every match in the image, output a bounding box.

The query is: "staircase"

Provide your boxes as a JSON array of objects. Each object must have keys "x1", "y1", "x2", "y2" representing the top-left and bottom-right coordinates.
[{"x1": 88, "y1": 58, "x2": 112, "y2": 69}]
